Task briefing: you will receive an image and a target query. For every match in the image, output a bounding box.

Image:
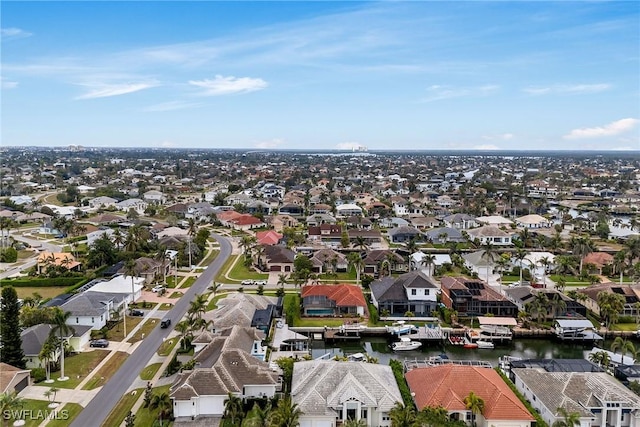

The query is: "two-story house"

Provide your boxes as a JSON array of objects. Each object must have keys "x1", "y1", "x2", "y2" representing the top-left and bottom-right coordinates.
[{"x1": 370, "y1": 271, "x2": 439, "y2": 317}]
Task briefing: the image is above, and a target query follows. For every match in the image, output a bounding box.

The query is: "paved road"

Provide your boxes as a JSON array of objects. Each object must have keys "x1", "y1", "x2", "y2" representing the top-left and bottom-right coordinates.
[
  {"x1": 70, "y1": 234, "x2": 232, "y2": 427},
  {"x1": 0, "y1": 234, "x2": 62, "y2": 279}
]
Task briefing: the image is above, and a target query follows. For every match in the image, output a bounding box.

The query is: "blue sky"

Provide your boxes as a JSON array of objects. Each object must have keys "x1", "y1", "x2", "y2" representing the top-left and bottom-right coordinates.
[{"x1": 2, "y1": 1, "x2": 639, "y2": 151}]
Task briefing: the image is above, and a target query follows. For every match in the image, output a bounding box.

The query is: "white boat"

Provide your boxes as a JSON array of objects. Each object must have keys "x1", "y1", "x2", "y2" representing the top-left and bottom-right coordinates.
[
  {"x1": 391, "y1": 337, "x2": 422, "y2": 351},
  {"x1": 386, "y1": 320, "x2": 419, "y2": 336},
  {"x1": 476, "y1": 340, "x2": 495, "y2": 349}
]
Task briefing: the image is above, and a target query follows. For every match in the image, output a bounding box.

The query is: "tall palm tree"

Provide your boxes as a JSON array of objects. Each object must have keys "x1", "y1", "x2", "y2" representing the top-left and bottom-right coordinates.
[
  {"x1": 244, "y1": 401, "x2": 272, "y2": 427},
  {"x1": 49, "y1": 310, "x2": 74, "y2": 381},
  {"x1": 552, "y1": 407, "x2": 581, "y2": 427},
  {"x1": 388, "y1": 401, "x2": 419, "y2": 427},
  {"x1": 538, "y1": 256, "x2": 551, "y2": 286},
  {"x1": 223, "y1": 393, "x2": 244, "y2": 426},
  {"x1": 512, "y1": 248, "x2": 529, "y2": 284},
  {"x1": 463, "y1": 391, "x2": 485, "y2": 427},
  {"x1": 570, "y1": 236, "x2": 594, "y2": 275},
  {"x1": 613, "y1": 250, "x2": 628, "y2": 285},
  {"x1": 610, "y1": 337, "x2": 637, "y2": 361},
  {"x1": 38, "y1": 337, "x2": 57, "y2": 383},
  {"x1": 588, "y1": 350, "x2": 611, "y2": 370},
  {"x1": 149, "y1": 391, "x2": 172, "y2": 425},
  {"x1": 421, "y1": 253, "x2": 436, "y2": 277},
  {"x1": 347, "y1": 251, "x2": 364, "y2": 285},
  {"x1": 270, "y1": 396, "x2": 303, "y2": 427}
]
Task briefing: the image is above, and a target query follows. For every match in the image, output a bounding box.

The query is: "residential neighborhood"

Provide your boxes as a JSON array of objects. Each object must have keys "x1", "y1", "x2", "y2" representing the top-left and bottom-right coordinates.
[{"x1": 0, "y1": 147, "x2": 639, "y2": 427}]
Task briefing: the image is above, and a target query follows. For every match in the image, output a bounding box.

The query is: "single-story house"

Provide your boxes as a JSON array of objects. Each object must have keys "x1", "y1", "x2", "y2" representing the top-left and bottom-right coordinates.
[{"x1": 0, "y1": 363, "x2": 31, "y2": 394}]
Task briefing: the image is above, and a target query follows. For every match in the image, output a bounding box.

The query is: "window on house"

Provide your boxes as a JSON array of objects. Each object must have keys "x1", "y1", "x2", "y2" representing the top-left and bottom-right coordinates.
[{"x1": 411, "y1": 289, "x2": 417, "y2": 296}]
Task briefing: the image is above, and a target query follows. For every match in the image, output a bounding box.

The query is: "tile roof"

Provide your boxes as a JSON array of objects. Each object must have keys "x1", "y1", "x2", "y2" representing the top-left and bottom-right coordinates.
[
  {"x1": 301, "y1": 284, "x2": 367, "y2": 308},
  {"x1": 255, "y1": 230, "x2": 283, "y2": 246},
  {"x1": 406, "y1": 365, "x2": 534, "y2": 421},
  {"x1": 291, "y1": 360, "x2": 402, "y2": 417},
  {"x1": 0, "y1": 363, "x2": 30, "y2": 393}
]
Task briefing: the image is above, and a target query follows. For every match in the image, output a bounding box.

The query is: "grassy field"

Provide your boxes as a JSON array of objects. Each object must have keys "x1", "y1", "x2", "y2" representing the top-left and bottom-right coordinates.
[
  {"x1": 100, "y1": 388, "x2": 143, "y2": 427},
  {"x1": 108, "y1": 316, "x2": 144, "y2": 341},
  {"x1": 206, "y1": 292, "x2": 230, "y2": 311},
  {"x1": 178, "y1": 276, "x2": 196, "y2": 289},
  {"x1": 612, "y1": 323, "x2": 640, "y2": 331},
  {"x1": 159, "y1": 302, "x2": 173, "y2": 310},
  {"x1": 82, "y1": 351, "x2": 129, "y2": 390},
  {"x1": 128, "y1": 319, "x2": 160, "y2": 343},
  {"x1": 14, "y1": 286, "x2": 68, "y2": 299},
  {"x1": 549, "y1": 274, "x2": 591, "y2": 285},
  {"x1": 228, "y1": 257, "x2": 269, "y2": 282},
  {"x1": 139, "y1": 363, "x2": 162, "y2": 381},
  {"x1": 46, "y1": 402, "x2": 83, "y2": 427},
  {"x1": 157, "y1": 337, "x2": 179, "y2": 356},
  {"x1": 215, "y1": 254, "x2": 238, "y2": 282},
  {"x1": 43, "y1": 350, "x2": 110, "y2": 389},
  {"x1": 12, "y1": 399, "x2": 52, "y2": 427},
  {"x1": 133, "y1": 384, "x2": 171, "y2": 427},
  {"x1": 199, "y1": 249, "x2": 219, "y2": 266},
  {"x1": 168, "y1": 291, "x2": 183, "y2": 298}
]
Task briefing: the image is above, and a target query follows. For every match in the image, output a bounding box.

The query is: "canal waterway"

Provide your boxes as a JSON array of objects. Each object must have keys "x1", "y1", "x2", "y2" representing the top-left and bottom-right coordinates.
[{"x1": 310, "y1": 336, "x2": 623, "y2": 366}]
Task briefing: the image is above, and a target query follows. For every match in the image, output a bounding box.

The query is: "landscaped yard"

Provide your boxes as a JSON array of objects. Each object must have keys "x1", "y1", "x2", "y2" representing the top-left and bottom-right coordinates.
[
  {"x1": 206, "y1": 292, "x2": 229, "y2": 311},
  {"x1": 47, "y1": 402, "x2": 83, "y2": 427},
  {"x1": 549, "y1": 275, "x2": 591, "y2": 286},
  {"x1": 101, "y1": 388, "x2": 143, "y2": 427},
  {"x1": 168, "y1": 291, "x2": 183, "y2": 298},
  {"x1": 157, "y1": 337, "x2": 179, "y2": 356},
  {"x1": 128, "y1": 319, "x2": 160, "y2": 343},
  {"x1": 140, "y1": 363, "x2": 162, "y2": 381},
  {"x1": 108, "y1": 316, "x2": 144, "y2": 341},
  {"x1": 43, "y1": 350, "x2": 110, "y2": 389},
  {"x1": 82, "y1": 351, "x2": 129, "y2": 389},
  {"x1": 228, "y1": 257, "x2": 269, "y2": 282},
  {"x1": 13, "y1": 399, "x2": 52, "y2": 427},
  {"x1": 134, "y1": 384, "x2": 171, "y2": 427},
  {"x1": 177, "y1": 276, "x2": 196, "y2": 289},
  {"x1": 14, "y1": 286, "x2": 68, "y2": 300}
]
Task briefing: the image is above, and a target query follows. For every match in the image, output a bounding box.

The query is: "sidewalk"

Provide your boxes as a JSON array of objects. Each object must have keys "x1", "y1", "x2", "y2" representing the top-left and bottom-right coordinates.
[{"x1": 19, "y1": 305, "x2": 161, "y2": 426}]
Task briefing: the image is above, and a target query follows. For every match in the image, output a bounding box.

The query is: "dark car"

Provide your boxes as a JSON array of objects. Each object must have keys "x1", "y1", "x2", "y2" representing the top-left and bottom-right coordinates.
[
  {"x1": 89, "y1": 339, "x2": 109, "y2": 348},
  {"x1": 160, "y1": 318, "x2": 171, "y2": 328},
  {"x1": 129, "y1": 309, "x2": 144, "y2": 317}
]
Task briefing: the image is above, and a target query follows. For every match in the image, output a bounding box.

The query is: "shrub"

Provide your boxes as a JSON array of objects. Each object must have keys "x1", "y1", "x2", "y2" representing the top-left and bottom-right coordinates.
[
  {"x1": 389, "y1": 359, "x2": 413, "y2": 407},
  {"x1": 0, "y1": 277, "x2": 85, "y2": 288},
  {"x1": 31, "y1": 368, "x2": 46, "y2": 383},
  {"x1": 0, "y1": 247, "x2": 18, "y2": 263}
]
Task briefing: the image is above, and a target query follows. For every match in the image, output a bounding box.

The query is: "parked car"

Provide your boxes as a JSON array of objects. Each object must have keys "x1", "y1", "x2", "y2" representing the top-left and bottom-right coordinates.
[
  {"x1": 241, "y1": 279, "x2": 255, "y2": 285},
  {"x1": 129, "y1": 309, "x2": 144, "y2": 317},
  {"x1": 254, "y1": 280, "x2": 267, "y2": 286},
  {"x1": 89, "y1": 339, "x2": 109, "y2": 348},
  {"x1": 160, "y1": 318, "x2": 171, "y2": 328},
  {"x1": 152, "y1": 285, "x2": 166, "y2": 293}
]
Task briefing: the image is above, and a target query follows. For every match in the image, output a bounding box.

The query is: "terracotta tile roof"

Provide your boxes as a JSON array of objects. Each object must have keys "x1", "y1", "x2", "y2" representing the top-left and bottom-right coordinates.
[
  {"x1": 216, "y1": 210, "x2": 243, "y2": 221},
  {"x1": 256, "y1": 230, "x2": 283, "y2": 246},
  {"x1": 406, "y1": 365, "x2": 534, "y2": 421},
  {"x1": 582, "y1": 252, "x2": 614, "y2": 268},
  {"x1": 301, "y1": 284, "x2": 367, "y2": 307},
  {"x1": 37, "y1": 252, "x2": 81, "y2": 270},
  {"x1": 231, "y1": 214, "x2": 263, "y2": 226}
]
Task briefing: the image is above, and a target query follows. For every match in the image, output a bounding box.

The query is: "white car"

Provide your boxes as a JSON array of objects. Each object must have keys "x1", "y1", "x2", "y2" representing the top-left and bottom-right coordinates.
[
  {"x1": 255, "y1": 280, "x2": 267, "y2": 286},
  {"x1": 241, "y1": 279, "x2": 254, "y2": 286},
  {"x1": 152, "y1": 285, "x2": 166, "y2": 293}
]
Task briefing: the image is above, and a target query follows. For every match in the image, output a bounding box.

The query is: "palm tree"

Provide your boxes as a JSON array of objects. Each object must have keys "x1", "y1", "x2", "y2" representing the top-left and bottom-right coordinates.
[
  {"x1": 269, "y1": 396, "x2": 303, "y2": 427},
  {"x1": 513, "y1": 248, "x2": 529, "y2": 284},
  {"x1": 344, "y1": 419, "x2": 367, "y2": 427},
  {"x1": 149, "y1": 391, "x2": 172, "y2": 425},
  {"x1": 570, "y1": 236, "x2": 594, "y2": 275},
  {"x1": 388, "y1": 401, "x2": 419, "y2": 427},
  {"x1": 0, "y1": 391, "x2": 23, "y2": 427},
  {"x1": 463, "y1": 391, "x2": 485, "y2": 427},
  {"x1": 49, "y1": 310, "x2": 74, "y2": 381},
  {"x1": 526, "y1": 292, "x2": 549, "y2": 324},
  {"x1": 588, "y1": 350, "x2": 611, "y2": 370},
  {"x1": 347, "y1": 251, "x2": 364, "y2": 285},
  {"x1": 613, "y1": 250, "x2": 627, "y2": 285},
  {"x1": 610, "y1": 337, "x2": 637, "y2": 361},
  {"x1": 538, "y1": 256, "x2": 551, "y2": 286},
  {"x1": 549, "y1": 294, "x2": 567, "y2": 318},
  {"x1": 223, "y1": 393, "x2": 244, "y2": 426},
  {"x1": 552, "y1": 407, "x2": 581, "y2": 427},
  {"x1": 123, "y1": 259, "x2": 138, "y2": 338},
  {"x1": 420, "y1": 406, "x2": 450, "y2": 427},
  {"x1": 277, "y1": 273, "x2": 289, "y2": 287},
  {"x1": 39, "y1": 337, "x2": 57, "y2": 383},
  {"x1": 421, "y1": 253, "x2": 436, "y2": 277},
  {"x1": 244, "y1": 401, "x2": 272, "y2": 427},
  {"x1": 175, "y1": 320, "x2": 191, "y2": 350}
]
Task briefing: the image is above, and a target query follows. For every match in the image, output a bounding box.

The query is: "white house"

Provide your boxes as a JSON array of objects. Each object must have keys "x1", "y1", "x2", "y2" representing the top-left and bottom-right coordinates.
[
  {"x1": 335, "y1": 203, "x2": 363, "y2": 218},
  {"x1": 86, "y1": 275, "x2": 144, "y2": 303},
  {"x1": 516, "y1": 214, "x2": 551, "y2": 229},
  {"x1": 292, "y1": 360, "x2": 402, "y2": 427},
  {"x1": 511, "y1": 368, "x2": 640, "y2": 427},
  {"x1": 88, "y1": 196, "x2": 118, "y2": 210},
  {"x1": 467, "y1": 225, "x2": 513, "y2": 246},
  {"x1": 116, "y1": 198, "x2": 148, "y2": 214},
  {"x1": 143, "y1": 190, "x2": 166, "y2": 204}
]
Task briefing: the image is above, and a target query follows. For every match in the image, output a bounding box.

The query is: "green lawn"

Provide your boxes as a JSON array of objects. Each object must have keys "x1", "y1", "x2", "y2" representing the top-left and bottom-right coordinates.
[
  {"x1": 101, "y1": 388, "x2": 143, "y2": 427},
  {"x1": 47, "y1": 402, "x2": 83, "y2": 427},
  {"x1": 611, "y1": 323, "x2": 640, "y2": 331},
  {"x1": 14, "y1": 286, "x2": 68, "y2": 299},
  {"x1": 165, "y1": 275, "x2": 180, "y2": 288},
  {"x1": 9, "y1": 399, "x2": 51, "y2": 427},
  {"x1": 295, "y1": 317, "x2": 346, "y2": 327},
  {"x1": 177, "y1": 276, "x2": 196, "y2": 289},
  {"x1": 134, "y1": 384, "x2": 171, "y2": 427},
  {"x1": 549, "y1": 274, "x2": 591, "y2": 285},
  {"x1": 168, "y1": 291, "x2": 184, "y2": 298},
  {"x1": 82, "y1": 351, "x2": 129, "y2": 389},
  {"x1": 215, "y1": 254, "x2": 238, "y2": 282},
  {"x1": 159, "y1": 302, "x2": 173, "y2": 310},
  {"x1": 200, "y1": 249, "x2": 219, "y2": 266},
  {"x1": 44, "y1": 350, "x2": 110, "y2": 389},
  {"x1": 206, "y1": 292, "x2": 230, "y2": 311},
  {"x1": 227, "y1": 256, "x2": 269, "y2": 282},
  {"x1": 128, "y1": 319, "x2": 160, "y2": 343},
  {"x1": 157, "y1": 337, "x2": 179, "y2": 356},
  {"x1": 108, "y1": 316, "x2": 144, "y2": 341},
  {"x1": 140, "y1": 363, "x2": 163, "y2": 381}
]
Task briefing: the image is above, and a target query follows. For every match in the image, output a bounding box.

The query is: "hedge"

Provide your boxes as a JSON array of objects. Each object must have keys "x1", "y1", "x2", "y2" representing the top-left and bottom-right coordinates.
[
  {"x1": 390, "y1": 359, "x2": 414, "y2": 407},
  {"x1": 0, "y1": 277, "x2": 86, "y2": 288}
]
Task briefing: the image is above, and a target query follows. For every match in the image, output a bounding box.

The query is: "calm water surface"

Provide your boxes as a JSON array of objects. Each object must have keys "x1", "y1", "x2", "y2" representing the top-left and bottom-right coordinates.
[{"x1": 310, "y1": 337, "x2": 616, "y2": 366}]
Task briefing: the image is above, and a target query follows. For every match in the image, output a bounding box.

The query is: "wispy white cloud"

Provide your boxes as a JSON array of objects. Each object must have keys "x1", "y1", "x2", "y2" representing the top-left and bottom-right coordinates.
[
  {"x1": 189, "y1": 75, "x2": 267, "y2": 96},
  {"x1": 1, "y1": 78, "x2": 18, "y2": 90},
  {"x1": 482, "y1": 133, "x2": 513, "y2": 141},
  {"x1": 421, "y1": 84, "x2": 499, "y2": 102},
  {"x1": 563, "y1": 118, "x2": 639, "y2": 140},
  {"x1": 75, "y1": 81, "x2": 159, "y2": 100},
  {"x1": 141, "y1": 100, "x2": 202, "y2": 112},
  {"x1": 473, "y1": 144, "x2": 499, "y2": 150},
  {"x1": 523, "y1": 83, "x2": 611, "y2": 95},
  {"x1": 254, "y1": 138, "x2": 284, "y2": 149},
  {"x1": 1, "y1": 27, "x2": 32, "y2": 40}
]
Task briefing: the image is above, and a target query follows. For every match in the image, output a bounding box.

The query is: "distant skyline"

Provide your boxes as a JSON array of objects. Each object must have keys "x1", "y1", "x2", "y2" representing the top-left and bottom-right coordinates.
[{"x1": 2, "y1": 1, "x2": 639, "y2": 151}]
